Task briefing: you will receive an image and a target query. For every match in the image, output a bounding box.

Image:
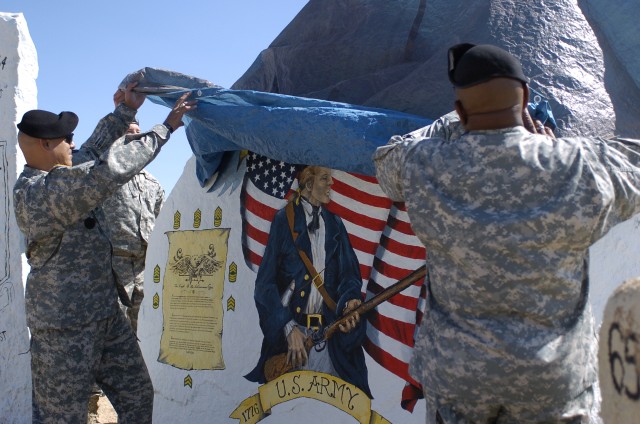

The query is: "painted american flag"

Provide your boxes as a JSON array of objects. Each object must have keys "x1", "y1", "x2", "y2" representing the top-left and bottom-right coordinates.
[{"x1": 240, "y1": 152, "x2": 427, "y2": 411}]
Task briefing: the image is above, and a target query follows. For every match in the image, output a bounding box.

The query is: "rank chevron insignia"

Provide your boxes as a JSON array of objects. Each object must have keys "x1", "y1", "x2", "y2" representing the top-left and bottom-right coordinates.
[{"x1": 227, "y1": 296, "x2": 236, "y2": 311}]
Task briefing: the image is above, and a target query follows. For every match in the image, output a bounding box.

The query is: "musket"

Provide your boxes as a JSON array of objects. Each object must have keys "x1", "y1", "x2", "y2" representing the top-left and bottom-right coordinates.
[{"x1": 263, "y1": 265, "x2": 427, "y2": 381}]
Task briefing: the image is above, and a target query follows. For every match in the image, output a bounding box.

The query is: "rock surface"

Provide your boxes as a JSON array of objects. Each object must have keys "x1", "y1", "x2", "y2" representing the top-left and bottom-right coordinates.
[{"x1": 87, "y1": 394, "x2": 118, "y2": 424}]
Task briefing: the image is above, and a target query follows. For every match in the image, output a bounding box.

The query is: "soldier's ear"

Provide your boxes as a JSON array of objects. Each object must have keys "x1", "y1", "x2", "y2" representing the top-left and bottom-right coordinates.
[
  {"x1": 455, "y1": 100, "x2": 468, "y2": 126},
  {"x1": 38, "y1": 139, "x2": 51, "y2": 151}
]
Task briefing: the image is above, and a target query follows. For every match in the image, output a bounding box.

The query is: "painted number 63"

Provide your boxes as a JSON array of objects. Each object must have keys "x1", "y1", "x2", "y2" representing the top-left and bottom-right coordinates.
[{"x1": 608, "y1": 322, "x2": 640, "y2": 400}]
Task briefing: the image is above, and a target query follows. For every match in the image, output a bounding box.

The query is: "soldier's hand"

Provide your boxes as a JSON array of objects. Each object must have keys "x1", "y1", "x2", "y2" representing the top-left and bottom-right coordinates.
[
  {"x1": 286, "y1": 326, "x2": 308, "y2": 368},
  {"x1": 339, "y1": 299, "x2": 361, "y2": 333},
  {"x1": 163, "y1": 92, "x2": 197, "y2": 133},
  {"x1": 123, "y1": 82, "x2": 146, "y2": 111},
  {"x1": 535, "y1": 119, "x2": 556, "y2": 138},
  {"x1": 113, "y1": 89, "x2": 125, "y2": 108},
  {"x1": 523, "y1": 108, "x2": 555, "y2": 138}
]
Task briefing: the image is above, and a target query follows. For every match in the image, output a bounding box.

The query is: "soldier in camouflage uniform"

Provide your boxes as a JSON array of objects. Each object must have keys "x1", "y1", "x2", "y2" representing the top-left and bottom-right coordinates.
[
  {"x1": 374, "y1": 43, "x2": 640, "y2": 423},
  {"x1": 13, "y1": 83, "x2": 195, "y2": 423},
  {"x1": 86, "y1": 118, "x2": 165, "y2": 418},
  {"x1": 100, "y1": 118, "x2": 165, "y2": 334}
]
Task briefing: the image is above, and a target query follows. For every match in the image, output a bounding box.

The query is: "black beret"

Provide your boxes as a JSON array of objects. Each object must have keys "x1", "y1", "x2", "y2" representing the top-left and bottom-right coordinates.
[
  {"x1": 17, "y1": 109, "x2": 78, "y2": 139},
  {"x1": 448, "y1": 43, "x2": 528, "y2": 88}
]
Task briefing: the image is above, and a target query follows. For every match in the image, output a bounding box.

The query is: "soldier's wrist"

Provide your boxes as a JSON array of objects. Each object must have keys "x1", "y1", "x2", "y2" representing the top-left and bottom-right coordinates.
[{"x1": 163, "y1": 122, "x2": 175, "y2": 134}]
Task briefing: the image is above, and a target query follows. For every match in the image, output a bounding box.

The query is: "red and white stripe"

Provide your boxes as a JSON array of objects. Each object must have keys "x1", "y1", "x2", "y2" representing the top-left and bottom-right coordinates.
[
  {"x1": 325, "y1": 170, "x2": 392, "y2": 287},
  {"x1": 364, "y1": 203, "x2": 427, "y2": 408}
]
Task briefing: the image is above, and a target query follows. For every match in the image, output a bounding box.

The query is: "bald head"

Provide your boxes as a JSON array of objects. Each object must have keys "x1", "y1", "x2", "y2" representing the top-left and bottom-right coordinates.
[{"x1": 454, "y1": 78, "x2": 528, "y2": 131}]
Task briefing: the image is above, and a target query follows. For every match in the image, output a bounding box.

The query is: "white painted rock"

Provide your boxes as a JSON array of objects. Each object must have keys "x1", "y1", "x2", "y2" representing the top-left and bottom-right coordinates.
[
  {"x1": 0, "y1": 12, "x2": 37, "y2": 423},
  {"x1": 599, "y1": 277, "x2": 640, "y2": 423}
]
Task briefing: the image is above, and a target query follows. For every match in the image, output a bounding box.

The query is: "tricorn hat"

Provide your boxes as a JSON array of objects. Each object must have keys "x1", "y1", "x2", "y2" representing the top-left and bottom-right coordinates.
[
  {"x1": 448, "y1": 43, "x2": 528, "y2": 88},
  {"x1": 17, "y1": 110, "x2": 79, "y2": 139}
]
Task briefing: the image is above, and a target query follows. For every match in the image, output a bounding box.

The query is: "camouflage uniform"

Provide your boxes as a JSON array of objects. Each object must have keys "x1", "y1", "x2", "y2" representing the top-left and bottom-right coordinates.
[
  {"x1": 373, "y1": 126, "x2": 640, "y2": 423},
  {"x1": 100, "y1": 169, "x2": 164, "y2": 333},
  {"x1": 402, "y1": 110, "x2": 464, "y2": 141},
  {"x1": 77, "y1": 111, "x2": 164, "y2": 409},
  {"x1": 14, "y1": 103, "x2": 172, "y2": 423}
]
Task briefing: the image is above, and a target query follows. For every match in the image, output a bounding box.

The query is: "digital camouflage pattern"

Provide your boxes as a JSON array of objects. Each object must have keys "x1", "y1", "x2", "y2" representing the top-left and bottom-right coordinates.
[
  {"x1": 80, "y1": 113, "x2": 165, "y2": 333},
  {"x1": 30, "y1": 312, "x2": 153, "y2": 423},
  {"x1": 402, "y1": 110, "x2": 464, "y2": 142},
  {"x1": 112, "y1": 254, "x2": 145, "y2": 333},
  {"x1": 101, "y1": 169, "x2": 164, "y2": 332},
  {"x1": 424, "y1": 386, "x2": 595, "y2": 423},
  {"x1": 102, "y1": 170, "x2": 164, "y2": 259},
  {"x1": 374, "y1": 126, "x2": 640, "y2": 421},
  {"x1": 13, "y1": 103, "x2": 170, "y2": 422},
  {"x1": 14, "y1": 104, "x2": 170, "y2": 329}
]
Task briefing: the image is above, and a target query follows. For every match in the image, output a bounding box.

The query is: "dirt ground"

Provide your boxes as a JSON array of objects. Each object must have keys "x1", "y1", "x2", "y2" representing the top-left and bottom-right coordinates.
[{"x1": 87, "y1": 394, "x2": 118, "y2": 424}]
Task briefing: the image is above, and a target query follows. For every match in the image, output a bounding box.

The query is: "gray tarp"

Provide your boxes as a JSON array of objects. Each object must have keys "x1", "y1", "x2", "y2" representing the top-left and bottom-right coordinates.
[{"x1": 234, "y1": 0, "x2": 640, "y2": 138}]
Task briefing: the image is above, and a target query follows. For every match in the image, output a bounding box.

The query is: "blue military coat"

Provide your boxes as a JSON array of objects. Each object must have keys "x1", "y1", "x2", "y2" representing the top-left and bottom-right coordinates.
[{"x1": 245, "y1": 200, "x2": 371, "y2": 397}]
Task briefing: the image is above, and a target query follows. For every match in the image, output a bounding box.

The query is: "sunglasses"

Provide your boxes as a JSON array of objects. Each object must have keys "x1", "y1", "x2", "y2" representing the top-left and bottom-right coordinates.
[{"x1": 40, "y1": 133, "x2": 74, "y2": 144}]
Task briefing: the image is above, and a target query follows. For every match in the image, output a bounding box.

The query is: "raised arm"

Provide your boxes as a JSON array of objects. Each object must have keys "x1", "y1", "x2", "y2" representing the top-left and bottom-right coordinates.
[
  {"x1": 15, "y1": 93, "x2": 196, "y2": 239},
  {"x1": 74, "y1": 82, "x2": 147, "y2": 163}
]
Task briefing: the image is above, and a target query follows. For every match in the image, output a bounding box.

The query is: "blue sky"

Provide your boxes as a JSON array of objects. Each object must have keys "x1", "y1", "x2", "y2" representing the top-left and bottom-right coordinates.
[{"x1": 3, "y1": 0, "x2": 308, "y2": 193}]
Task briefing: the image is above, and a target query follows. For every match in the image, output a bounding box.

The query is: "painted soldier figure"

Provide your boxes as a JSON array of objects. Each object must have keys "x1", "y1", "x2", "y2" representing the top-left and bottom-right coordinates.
[{"x1": 245, "y1": 165, "x2": 372, "y2": 398}]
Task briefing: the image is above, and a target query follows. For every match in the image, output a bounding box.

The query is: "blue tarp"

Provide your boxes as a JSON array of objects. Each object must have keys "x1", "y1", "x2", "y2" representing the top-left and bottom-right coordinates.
[{"x1": 125, "y1": 68, "x2": 432, "y2": 186}]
